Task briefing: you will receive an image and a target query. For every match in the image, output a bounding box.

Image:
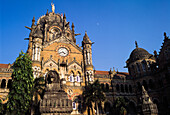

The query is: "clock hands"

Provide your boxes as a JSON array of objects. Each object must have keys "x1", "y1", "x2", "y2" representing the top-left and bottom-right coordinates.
[
  {"x1": 58, "y1": 47, "x2": 68, "y2": 56},
  {"x1": 60, "y1": 51, "x2": 66, "y2": 54}
]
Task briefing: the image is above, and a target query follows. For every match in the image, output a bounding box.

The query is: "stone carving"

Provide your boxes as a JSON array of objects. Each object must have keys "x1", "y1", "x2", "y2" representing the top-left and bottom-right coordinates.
[
  {"x1": 51, "y1": 3, "x2": 55, "y2": 13},
  {"x1": 40, "y1": 70, "x2": 72, "y2": 114}
]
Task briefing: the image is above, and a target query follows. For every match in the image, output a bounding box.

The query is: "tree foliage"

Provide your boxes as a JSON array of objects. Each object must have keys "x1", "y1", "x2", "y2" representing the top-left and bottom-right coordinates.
[
  {"x1": 82, "y1": 80, "x2": 106, "y2": 115},
  {"x1": 7, "y1": 51, "x2": 34, "y2": 114},
  {"x1": 113, "y1": 97, "x2": 127, "y2": 115},
  {"x1": 0, "y1": 100, "x2": 6, "y2": 115},
  {"x1": 31, "y1": 76, "x2": 45, "y2": 114}
]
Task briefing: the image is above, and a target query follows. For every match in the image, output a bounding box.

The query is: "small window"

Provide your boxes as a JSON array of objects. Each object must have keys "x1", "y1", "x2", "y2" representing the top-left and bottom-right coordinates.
[
  {"x1": 70, "y1": 72, "x2": 74, "y2": 82},
  {"x1": 116, "y1": 84, "x2": 119, "y2": 92},
  {"x1": 142, "y1": 62, "x2": 146, "y2": 72},
  {"x1": 70, "y1": 76, "x2": 74, "y2": 82},
  {"x1": 77, "y1": 76, "x2": 80, "y2": 82},
  {"x1": 136, "y1": 63, "x2": 140, "y2": 73},
  {"x1": 1, "y1": 79, "x2": 6, "y2": 88},
  {"x1": 73, "y1": 102, "x2": 76, "y2": 110}
]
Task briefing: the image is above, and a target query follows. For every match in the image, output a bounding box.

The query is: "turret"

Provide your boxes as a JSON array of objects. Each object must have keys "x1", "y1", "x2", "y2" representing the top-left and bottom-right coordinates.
[
  {"x1": 82, "y1": 32, "x2": 94, "y2": 83},
  {"x1": 141, "y1": 86, "x2": 158, "y2": 115}
]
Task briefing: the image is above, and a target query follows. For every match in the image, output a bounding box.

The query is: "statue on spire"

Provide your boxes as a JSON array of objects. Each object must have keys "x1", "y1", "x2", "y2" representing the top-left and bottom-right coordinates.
[{"x1": 51, "y1": 3, "x2": 55, "y2": 13}]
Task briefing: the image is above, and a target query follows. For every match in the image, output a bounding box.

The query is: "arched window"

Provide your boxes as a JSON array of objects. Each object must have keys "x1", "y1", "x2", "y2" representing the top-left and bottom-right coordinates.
[
  {"x1": 136, "y1": 63, "x2": 140, "y2": 73},
  {"x1": 131, "y1": 65, "x2": 135, "y2": 76},
  {"x1": 69, "y1": 71, "x2": 74, "y2": 82},
  {"x1": 121, "y1": 84, "x2": 124, "y2": 93},
  {"x1": 149, "y1": 79, "x2": 154, "y2": 90},
  {"x1": 116, "y1": 84, "x2": 119, "y2": 92},
  {"x1": 137, "y1": 82, "x2": 141, "y2": 91},
  {"x1": 147, "y1": 61, "x2": 151, "y2": 71},
  {"x1": 72, "y1": 102, "x2": 76, "y2": 110},
  {"x1": 142, "y1": 62, "x2": 146, "y2": 72},
  {"x1": 101, "y1": 83, "x2": 104, "y2": 91},
  {"x1": 106, "y1": 83, "x2": 109, "y2": 91},
  {"x1": 76, "y1": 72, "x2": 81, "y2": 82},
  {"x1": 129, "y1": 85, "x2": 132, "y2": 93},
  {"x1": 143, "y1": 80, "x2": 148, "y2": 91},
  {"x1": 7, "y1": 79, "x2": 12, "y2": 88},
  {"x1": 125, "y1": 84, "x2": 128, "y2": 93},
  {"x1": 1, "y1": 79, "x2": 6, "y2": 88}
]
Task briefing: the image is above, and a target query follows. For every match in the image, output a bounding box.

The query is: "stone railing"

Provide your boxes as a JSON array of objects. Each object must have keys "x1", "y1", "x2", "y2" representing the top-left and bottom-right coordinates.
[{"x1": 0, "y1": 68, "x2": 13, "y2": 73}]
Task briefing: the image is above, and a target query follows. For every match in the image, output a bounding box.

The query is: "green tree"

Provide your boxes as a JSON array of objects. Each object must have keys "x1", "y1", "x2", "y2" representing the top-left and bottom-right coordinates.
[
  {"x1": 83, "y1": 80, "x2": 106, "y2": 115},
  {"x1": 113, "y1": 97, "x2": 127, "y2": 115},
  {"x1": 0, "y1": 100, "x2": 6, "y2": 115},
  {"x1": 7, "y1": 51, "x2": 34, "y2": 115},
  {"x1": 31, "y1": 76, "x2": 45, "y2": 115}
]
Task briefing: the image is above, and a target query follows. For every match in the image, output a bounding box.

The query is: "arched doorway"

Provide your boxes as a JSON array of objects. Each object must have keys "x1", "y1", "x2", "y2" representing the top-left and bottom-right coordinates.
[
  {"x1": 46, "y1": 70, "x2": 60, "y2": 84},
  {"x1": 127, "y1": 101, "x2": 137, "y2": 115},
  {"x1": 104, "y1": 102, "x2": 111, "y2": 114}
]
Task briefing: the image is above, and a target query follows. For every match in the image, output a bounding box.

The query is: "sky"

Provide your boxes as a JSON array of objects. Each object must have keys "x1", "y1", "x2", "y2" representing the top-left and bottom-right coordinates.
[{"x1": 0, "y1": 0, "x2": 170, "y2": 72}]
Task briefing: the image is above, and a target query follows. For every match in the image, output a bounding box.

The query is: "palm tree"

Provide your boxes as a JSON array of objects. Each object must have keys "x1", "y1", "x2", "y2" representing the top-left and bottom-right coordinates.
[
  {"x1": 31, "y1": 76, "x2": 45, "y2": 115},
  {"x1": 83, "y1": 80, "x2": 106, "y2": 115}
]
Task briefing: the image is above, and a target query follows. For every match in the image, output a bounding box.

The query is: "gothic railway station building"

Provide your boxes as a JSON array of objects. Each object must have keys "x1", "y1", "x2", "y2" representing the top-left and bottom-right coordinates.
[{"x1": 0, "y1": 4, "x2": 170, "y2": 115}]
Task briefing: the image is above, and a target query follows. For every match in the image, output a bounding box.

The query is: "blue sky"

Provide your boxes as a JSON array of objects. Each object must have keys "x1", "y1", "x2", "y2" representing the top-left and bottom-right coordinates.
[{"x1": 0, "y1": 0, "x2": 170, "y2": 72}]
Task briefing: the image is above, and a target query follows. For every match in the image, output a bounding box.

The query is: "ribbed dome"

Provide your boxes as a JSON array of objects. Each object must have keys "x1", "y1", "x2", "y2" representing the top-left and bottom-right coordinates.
[{"x1": 128, "y1": 47, "x2": 152, "y2": 64}]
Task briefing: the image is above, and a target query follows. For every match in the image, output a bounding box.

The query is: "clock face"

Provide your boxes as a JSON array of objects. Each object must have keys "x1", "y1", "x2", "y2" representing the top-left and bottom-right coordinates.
[{"x1": 58, "y1": 47, "x2": 69, "y2": 57}]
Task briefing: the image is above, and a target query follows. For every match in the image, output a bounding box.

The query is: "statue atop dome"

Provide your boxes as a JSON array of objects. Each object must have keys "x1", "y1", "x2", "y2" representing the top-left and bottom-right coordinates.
[{"x1": 51, "y1": 3, "x2": 55, "y2": 13}]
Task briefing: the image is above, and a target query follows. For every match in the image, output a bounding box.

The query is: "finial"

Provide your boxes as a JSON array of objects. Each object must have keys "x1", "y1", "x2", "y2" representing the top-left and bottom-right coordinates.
[
  {"x1": 164, "y1": 32, "x2": 168, "y2": 40},
  {"x1": 117, "y1": 68, "x2": 119, "y2": 73},
  {"x1": 51, "y1": 3, "x2": 55, "y2": 13},
  {"x1": 32, "y1": 16, "x2": 35, "y2": 27},
  {"x1": 164, "y1": 32, "x2": 166, "y2": 37},
  {"x1": 135, "y1": 41, "x2": 138, "y2": 48},
  {"x1": 154, "y1": 50, "x2": 157, "y2": 56},
  {"x1": 46, "y1": 9, "x2": 49, "y2": 15},
  {"x1": 72, "y1": 23, "x2": 75, "y2": 29},
  {"x1": 84, "y1": 31, "x2": 88, "y2": 37},
  {"x1": 64, "y1": 13, "x2": 66, "y2": 19},
  {"x1": 113, "y1": 67, "x2": 115, "y2": 71}
]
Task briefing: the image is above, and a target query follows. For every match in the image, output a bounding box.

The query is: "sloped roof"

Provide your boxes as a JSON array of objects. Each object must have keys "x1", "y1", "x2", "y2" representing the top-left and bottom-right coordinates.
[
  {"x1": 0, "y1": 64, "x2": 9, "y2": 68},
  {"x1": 95, "y1": 70, "x2": 109, "y2": 75}
]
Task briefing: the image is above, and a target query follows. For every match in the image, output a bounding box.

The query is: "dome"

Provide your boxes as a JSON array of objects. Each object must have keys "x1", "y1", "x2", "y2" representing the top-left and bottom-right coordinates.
[{"x1": 127, "y1": 47, "x2": 153, "y2": 64}]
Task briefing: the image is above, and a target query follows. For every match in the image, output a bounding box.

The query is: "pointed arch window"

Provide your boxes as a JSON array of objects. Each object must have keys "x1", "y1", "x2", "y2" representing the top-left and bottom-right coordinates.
[
  {"x1": 69, "y1": 71, "x2": 74, "y2": 82},
  {"x1": 142, "y1": 62, "x2": 146, "y2": 72},
  {"x1": 1, "y1": 79, "x2": 6, "y2": 88},
  {"x1": 136, "y1": 63, "x2": 140, "y2": 73},
  {"x1": 76, "y1": 72, "x2": 81, "y2": 82}
]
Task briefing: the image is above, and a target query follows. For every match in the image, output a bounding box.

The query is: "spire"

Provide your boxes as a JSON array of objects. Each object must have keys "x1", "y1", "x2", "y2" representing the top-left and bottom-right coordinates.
[
  {"x1": 72, "y1": 23, "x2": 75, "y2": 32},
  {"x1": 164, "y1": 32, "x2": 168, "y2": 40},
  {"x1": 135, "y1": 41, "x2": 138, "y2": 48},
  {"x1": 46, "y1": 9, "x2": 49, "y2": 15},
  {"x1": 83, "y1": 31, "x2": 90, "y2": 41},
  {"x1": 72, "y1": 23, "x2": 76, "y2": 43},
  {"x1": 82, "y1": 31, "x2": 92, "y2": 46},
  {"x1": 31, "y1": 16, "x2": 35, "y2": 27},
  {"x1": 63, "y1": 13, "x2": 66, "y2": 20}
]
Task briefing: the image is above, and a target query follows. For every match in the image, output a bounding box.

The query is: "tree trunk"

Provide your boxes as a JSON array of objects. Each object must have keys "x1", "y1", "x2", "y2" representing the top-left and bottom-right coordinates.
[{"x1": 96, "y1": 102, "x2": 99, "y2": 115}]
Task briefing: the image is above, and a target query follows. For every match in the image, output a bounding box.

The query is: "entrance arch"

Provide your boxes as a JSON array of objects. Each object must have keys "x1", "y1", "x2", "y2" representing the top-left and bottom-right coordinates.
[
  {"x1": 127, "y1": 101, "x2": 137, "y2": 115},
  {"x1": 46, "y1": 70, "x2": 60, "y2": 84}
]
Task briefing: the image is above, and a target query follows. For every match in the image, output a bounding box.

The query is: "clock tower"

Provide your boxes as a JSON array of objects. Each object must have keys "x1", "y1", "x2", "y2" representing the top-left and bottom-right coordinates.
[{"x1": 25, "y1": 4, "x2": 90, "y2": 114}]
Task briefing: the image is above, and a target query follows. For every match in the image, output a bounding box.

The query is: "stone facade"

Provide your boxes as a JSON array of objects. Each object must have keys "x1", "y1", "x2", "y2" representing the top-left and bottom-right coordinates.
[{"x1": 0, "y1": 4, "x2": 170, "y2": 115}]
